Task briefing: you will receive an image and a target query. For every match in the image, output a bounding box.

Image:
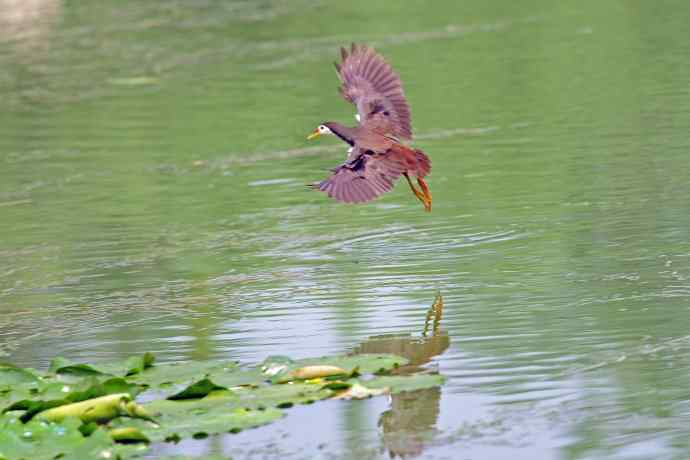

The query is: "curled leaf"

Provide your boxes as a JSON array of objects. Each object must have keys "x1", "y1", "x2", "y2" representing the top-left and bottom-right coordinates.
[
  {"x1": 333, "y1": 383, "x2": 389, "y2": 400},
  {"x1": 262, "y1": 364, "x2": 288, "y2": 377},
  {"x1": 6, "y1": 399, "x2": 66, "y2": 423},
  {"x1": 287, "y1": 365, "x2": 348, "y2": 381},
  {"x1": 320, "y1": 381, "x2": 351, "y2": 391},
  {"x1": 261, "y1": 356, "x2": 293, "y2": 378},
  {"x1": 124, "y1": 400, "x2": 155, "y2": 422},
  {"x1": 50, "y1": 360, "x2": 104, "y2": 377},
  {"x1": 123, "y1": 352, "x2": 155, "y2": 376},
  {"x1": 109, "y1": 426, "x2": 150, "y2": 443},
  {"x1": 167, "y1": 378, "x2": 228, "y2": 400},
  {"x1": 35, "y1": 393, "x2": 153, "y2": 424}
]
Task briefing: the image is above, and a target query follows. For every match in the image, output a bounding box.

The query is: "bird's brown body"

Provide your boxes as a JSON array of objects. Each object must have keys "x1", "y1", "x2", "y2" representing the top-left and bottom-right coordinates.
[{"x1": 308, "y1": 44, "x2": 432, "y2": 211}]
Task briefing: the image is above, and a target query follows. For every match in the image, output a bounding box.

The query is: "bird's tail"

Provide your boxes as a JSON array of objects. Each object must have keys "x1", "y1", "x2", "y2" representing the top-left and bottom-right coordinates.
[{"x1": 414, "y1": 149, "x2": 431, "y2": 178}]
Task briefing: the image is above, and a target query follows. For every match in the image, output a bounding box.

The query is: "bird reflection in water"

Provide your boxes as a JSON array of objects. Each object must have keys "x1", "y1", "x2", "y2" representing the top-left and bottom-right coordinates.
[{"x1": 351, "y1": 294, "x2": 449, "y2": 458}]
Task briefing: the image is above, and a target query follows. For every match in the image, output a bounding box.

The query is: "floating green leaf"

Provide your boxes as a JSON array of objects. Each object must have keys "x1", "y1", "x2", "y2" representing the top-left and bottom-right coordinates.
[
  {"x1": 63, "y1": 377, "x2": 140, "y2": 402},
  {"x1": 109, "y1": 426, "x2": 150, "y2": 444},
  {"x1": 321, "y1": 381, "x2": 352, "y2": 391},
  {"x1": 167, "y1": 378, "x2": 228, "y2": 400},
  {"x1": 278, "y1": 354, "x2": 407, "y2": 376},
  {"x1": 114, "y1": 397, "x2": 282, "y2": 442},
  {"x1": 99, "y1": 353, "x2": 156, "y2": 377},
  {"x1": 0, "y1": 363, "x2": 40, "y2": 385},
  {"x1": 0, "y1": 385, "x2": 35, "y2": 410},
  {"x1": 49, "y1": 353, "x2": 156, "y2": 379},
  {"x1": 4, "y1": 399, "x2": 66, "y2": 423},
  {"x1": 48, "y1": 357, "x2": 105, "y2": 377},
  {"x1": 0, "y1": 414, "x2": 116, "y2": 460},
  {"x1": 128, "y1": 360, "x2": 239, "y2": 389},
  {"x1": 0, "y1": 365, "x2": 42, "y2": 410},
  {"x1": 236, "y1": 381, "x2": 334, "y2": 408}
]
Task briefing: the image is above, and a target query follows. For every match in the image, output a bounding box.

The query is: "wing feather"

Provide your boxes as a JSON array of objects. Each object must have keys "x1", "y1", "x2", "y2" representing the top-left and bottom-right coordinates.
[
  {"x1": 312, "y1": 148, "x2": 406, "y2": 204},
  {"x1": 335, "y1": 44, "x2": 413, "y2": 140}
]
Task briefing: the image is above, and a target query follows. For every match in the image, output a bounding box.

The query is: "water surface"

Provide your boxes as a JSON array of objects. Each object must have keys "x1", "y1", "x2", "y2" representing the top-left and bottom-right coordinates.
[{"x1": 2, "y1": 1, "x2": 690, "y2": 459}]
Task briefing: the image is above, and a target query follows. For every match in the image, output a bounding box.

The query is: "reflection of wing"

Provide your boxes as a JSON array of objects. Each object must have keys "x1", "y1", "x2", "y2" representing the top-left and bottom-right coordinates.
[
  {"x1": 335, "y1": 43, "x2": 412, "y2": 140},
  {"x1": 312, "y1": 148, "x2": 407, "y2": 203}
]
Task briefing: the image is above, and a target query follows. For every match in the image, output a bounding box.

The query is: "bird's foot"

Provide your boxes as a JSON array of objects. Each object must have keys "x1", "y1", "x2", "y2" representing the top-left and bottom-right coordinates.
[
  {"x1": 404, "y1": 173, "x2": 431, "y2": 212},
  {"x1": 417, "y1": 177, "x2": 432, "y2": 212}
]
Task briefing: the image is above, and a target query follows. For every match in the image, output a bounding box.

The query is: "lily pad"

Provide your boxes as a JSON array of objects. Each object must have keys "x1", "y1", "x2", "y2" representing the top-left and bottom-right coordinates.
[
  {"x1": 59, "y1": 377, "x2": 140, "y2": 402},
  {"x1": 128, "y1": 360, "x2": 239, "y2": 389},
  {"x1": 260, "y1": 354, "x2": 408, "y2": 385},
  {"x1": 235, "y1": 381, "x2": 334, "y2": 408},
  {"x1": 115, "y1": 396, "x2": 282, "y2": 442},
  {"x1": 0, "y1": 363, "x2": 41, "y2": 385},
  {"x1": 49, "y1": 353, "x2": 156, "y2": 379},
  {"x1": 322, "y1": 374, "x2": 444, "y2": 399},
  {"x1": 0, "y1": 414, "x2": 116, "y2": 460},
  {"x1": 282, "y1": 354, "x2": 408, "y2": 376},
  {"x1": 167, "y1": 378, "x2": 228, "y2": 400},
  {"x1": 48, "y1": 358, "x2": 104, "y2": 378},
  {"x1": 0, "y1": 385, "x2": 35, "y2": 410},
  {"x1": 100, "y1": 352, "x2": 156, "y2": 377}
]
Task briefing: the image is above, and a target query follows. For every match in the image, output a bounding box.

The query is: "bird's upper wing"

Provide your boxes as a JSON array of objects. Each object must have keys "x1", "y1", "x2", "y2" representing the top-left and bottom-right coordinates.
[
  {"x1": 312, "y1": 147, "x2": 407, "y2": 203},
  {"x1": 335, "y1": 43, "x2": 412, "y2": 140}
]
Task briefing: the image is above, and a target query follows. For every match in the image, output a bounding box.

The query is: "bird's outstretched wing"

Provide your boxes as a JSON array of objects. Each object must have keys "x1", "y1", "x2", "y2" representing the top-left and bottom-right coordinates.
[
  {"x1": 335, "y1": 43, "x2": 412, "y2": 140},
  {"x1": 312, "y1": 147, "x2": 407, "y2": 203}
]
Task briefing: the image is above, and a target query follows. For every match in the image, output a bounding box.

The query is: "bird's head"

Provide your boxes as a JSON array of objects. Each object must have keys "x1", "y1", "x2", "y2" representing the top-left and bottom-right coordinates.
[{"x1": 307, "y1": 123, "x2": 334, "y2": 140}]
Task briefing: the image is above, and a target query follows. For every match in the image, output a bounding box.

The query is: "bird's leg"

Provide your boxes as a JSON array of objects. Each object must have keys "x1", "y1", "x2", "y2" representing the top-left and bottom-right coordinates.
[
  {"x1": 417, "y1": 177, "x2": 432, "y2": 212},
  {"x1": 404, "y1": 173, "x2": 427, "y2": 208}
]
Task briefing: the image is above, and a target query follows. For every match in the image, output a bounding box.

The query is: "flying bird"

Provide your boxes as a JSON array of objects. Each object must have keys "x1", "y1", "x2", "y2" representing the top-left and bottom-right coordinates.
[{"x1": 307, "y1": 44, "x2": 432, "y2": 211}]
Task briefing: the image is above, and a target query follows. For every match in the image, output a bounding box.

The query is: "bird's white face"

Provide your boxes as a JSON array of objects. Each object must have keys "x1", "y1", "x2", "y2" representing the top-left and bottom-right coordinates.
[{"x1": 307, "y1": 124, "x2": 333, "y2": 140}]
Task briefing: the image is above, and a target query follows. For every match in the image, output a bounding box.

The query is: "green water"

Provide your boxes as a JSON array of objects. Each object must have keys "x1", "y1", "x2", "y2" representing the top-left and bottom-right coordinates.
[{"x1": 2, "y1": 1, "x2": 690, "y2": 458}]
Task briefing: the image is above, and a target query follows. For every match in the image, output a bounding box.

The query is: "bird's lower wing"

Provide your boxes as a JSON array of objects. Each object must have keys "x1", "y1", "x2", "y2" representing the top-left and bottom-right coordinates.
[{"x1": 311, "y1": 150, "x2": 407, "y2": 204}]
